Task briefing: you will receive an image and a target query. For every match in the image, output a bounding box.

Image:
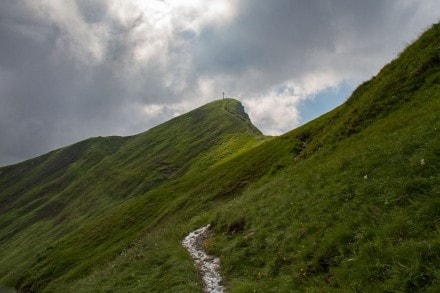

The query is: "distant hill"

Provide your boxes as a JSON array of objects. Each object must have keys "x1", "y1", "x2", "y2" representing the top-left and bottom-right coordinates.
[{"x1": 0, "y1": 22, "x2": 439, "y2": 292}]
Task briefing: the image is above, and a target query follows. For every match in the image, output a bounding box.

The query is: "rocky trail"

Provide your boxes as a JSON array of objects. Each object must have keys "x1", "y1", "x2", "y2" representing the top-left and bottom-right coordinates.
[{"x1": 182, "y1": 225, "x2": 225, "y2": 293}]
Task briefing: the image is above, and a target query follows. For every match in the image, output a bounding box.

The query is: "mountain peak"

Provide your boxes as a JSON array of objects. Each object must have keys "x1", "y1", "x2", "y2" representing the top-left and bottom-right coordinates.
[
  {"x1": 151, "y1": 98, "x2": 262, "y2": 139},
  {"x1": 184, "y1": 98, "x2": 262, "y2": 136}
]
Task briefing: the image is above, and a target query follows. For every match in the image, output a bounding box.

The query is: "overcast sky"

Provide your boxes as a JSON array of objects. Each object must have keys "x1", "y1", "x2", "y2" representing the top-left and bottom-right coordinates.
[{"x1": 0, "y1": 0, "x2": 438, "y2": 166}]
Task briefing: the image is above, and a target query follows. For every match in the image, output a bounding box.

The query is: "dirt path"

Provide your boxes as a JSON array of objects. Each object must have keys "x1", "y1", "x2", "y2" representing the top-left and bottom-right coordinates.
[{"x1": 182, "y1": 225, "x2": 225, "y2": 293}]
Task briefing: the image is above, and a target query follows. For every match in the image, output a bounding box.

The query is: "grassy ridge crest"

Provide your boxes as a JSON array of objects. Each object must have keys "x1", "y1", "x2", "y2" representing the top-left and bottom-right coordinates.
[{"x1": 0, "y1": 98, "x2": 266, "y2": 291}]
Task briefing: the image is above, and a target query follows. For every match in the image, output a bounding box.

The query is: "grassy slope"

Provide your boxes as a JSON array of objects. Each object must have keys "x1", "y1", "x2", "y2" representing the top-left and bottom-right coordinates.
[
  {"x1": 210, "y1": 23, "x2": 440, "y2": 292},
  {"x1": 61, "y1": 23, "x2": 439, "y2": 292},
  {"x1": 1, "y1": 22, "x2": 439, "y2": 292},
  {"x1": 0, "y1": 99, "x2": 265, "y2": 291}
]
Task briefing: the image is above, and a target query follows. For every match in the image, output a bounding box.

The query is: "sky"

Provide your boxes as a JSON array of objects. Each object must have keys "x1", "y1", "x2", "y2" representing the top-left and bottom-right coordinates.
[{"x1": 0, "y1": 0, "x2": 439, "y2": 166}]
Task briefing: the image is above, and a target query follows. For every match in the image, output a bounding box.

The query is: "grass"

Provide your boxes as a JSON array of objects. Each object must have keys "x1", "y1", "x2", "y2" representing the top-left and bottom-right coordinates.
[
  {"x1": 208, "y1": 94, "x2": 439, "y2": 291},
  {"x1": 0, "y1": 98, "x2": 265, "y2": 291},
  {"x1": 0, "y1": 22, "x2": 439, "y2": 292}
]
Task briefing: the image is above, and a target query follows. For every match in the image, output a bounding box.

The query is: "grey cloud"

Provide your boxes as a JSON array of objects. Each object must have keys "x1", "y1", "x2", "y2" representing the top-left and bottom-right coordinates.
[
  {"x1": 75, "y1": 0, "x2": 109, "y2": 24},
  {"x1": 0, "y1": 0, "x2": 438, "y2": 166},
  {"x1": 0, "y1": 1, "x2": 182, "y2": 165},
  {"x1": 192, "y1": 0, "x2": 435, "y2": 94}
]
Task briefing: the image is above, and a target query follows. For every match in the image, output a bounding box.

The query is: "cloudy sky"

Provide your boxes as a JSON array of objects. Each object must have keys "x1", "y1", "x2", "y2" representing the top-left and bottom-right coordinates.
[{"x1": 0, "y1": 0, "x2": 438, "y2": 166}]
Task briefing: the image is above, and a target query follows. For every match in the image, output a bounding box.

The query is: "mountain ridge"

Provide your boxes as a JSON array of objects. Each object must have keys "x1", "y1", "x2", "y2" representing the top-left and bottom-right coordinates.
[{"x1": 0, "y1": 98, "x2": 266, "y2": 292}]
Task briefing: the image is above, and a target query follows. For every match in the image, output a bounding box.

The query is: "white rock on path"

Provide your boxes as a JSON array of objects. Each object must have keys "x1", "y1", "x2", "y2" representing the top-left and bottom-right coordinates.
[{"x1": 182, "y1": 225, "x2": 225, "y2": 293}]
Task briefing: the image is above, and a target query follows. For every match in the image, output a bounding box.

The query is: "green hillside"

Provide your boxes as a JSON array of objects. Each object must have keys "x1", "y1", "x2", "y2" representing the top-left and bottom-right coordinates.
[
  {"x1": 1, "y1": 22, "x2": 439, "y2": 292},
  {"x1": 0, "y1": 99, "x2": 265, "y2": 292}
]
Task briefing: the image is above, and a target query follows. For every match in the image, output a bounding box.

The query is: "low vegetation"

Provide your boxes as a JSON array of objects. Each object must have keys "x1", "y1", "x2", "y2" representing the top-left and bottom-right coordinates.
[{"x1": 0, "y1": 22, "x2": 439, "y2": 292}]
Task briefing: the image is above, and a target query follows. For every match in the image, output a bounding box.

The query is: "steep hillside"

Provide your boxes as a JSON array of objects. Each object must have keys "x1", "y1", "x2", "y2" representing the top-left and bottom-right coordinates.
[
  {"x1": 1, "y1": 23, "x2": 439, "y2": 292},
  {"x1": 207, "y1": 23, "x2": 440, "y2": 292},
  {"x1": 0, "y1": 99, "x2": 265, "y2": 291}
]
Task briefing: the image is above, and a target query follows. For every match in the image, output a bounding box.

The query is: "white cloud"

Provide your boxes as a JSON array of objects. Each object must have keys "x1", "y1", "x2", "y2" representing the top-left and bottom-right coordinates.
[{"x1": 243, "y1": 93, "x2": 302, "y2": 135}]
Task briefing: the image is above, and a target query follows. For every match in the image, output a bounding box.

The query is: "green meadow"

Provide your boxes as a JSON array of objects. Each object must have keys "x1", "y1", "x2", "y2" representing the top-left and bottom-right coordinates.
[{"x1": 0, "y1": 22, "x2": 439, "y2": 292}]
